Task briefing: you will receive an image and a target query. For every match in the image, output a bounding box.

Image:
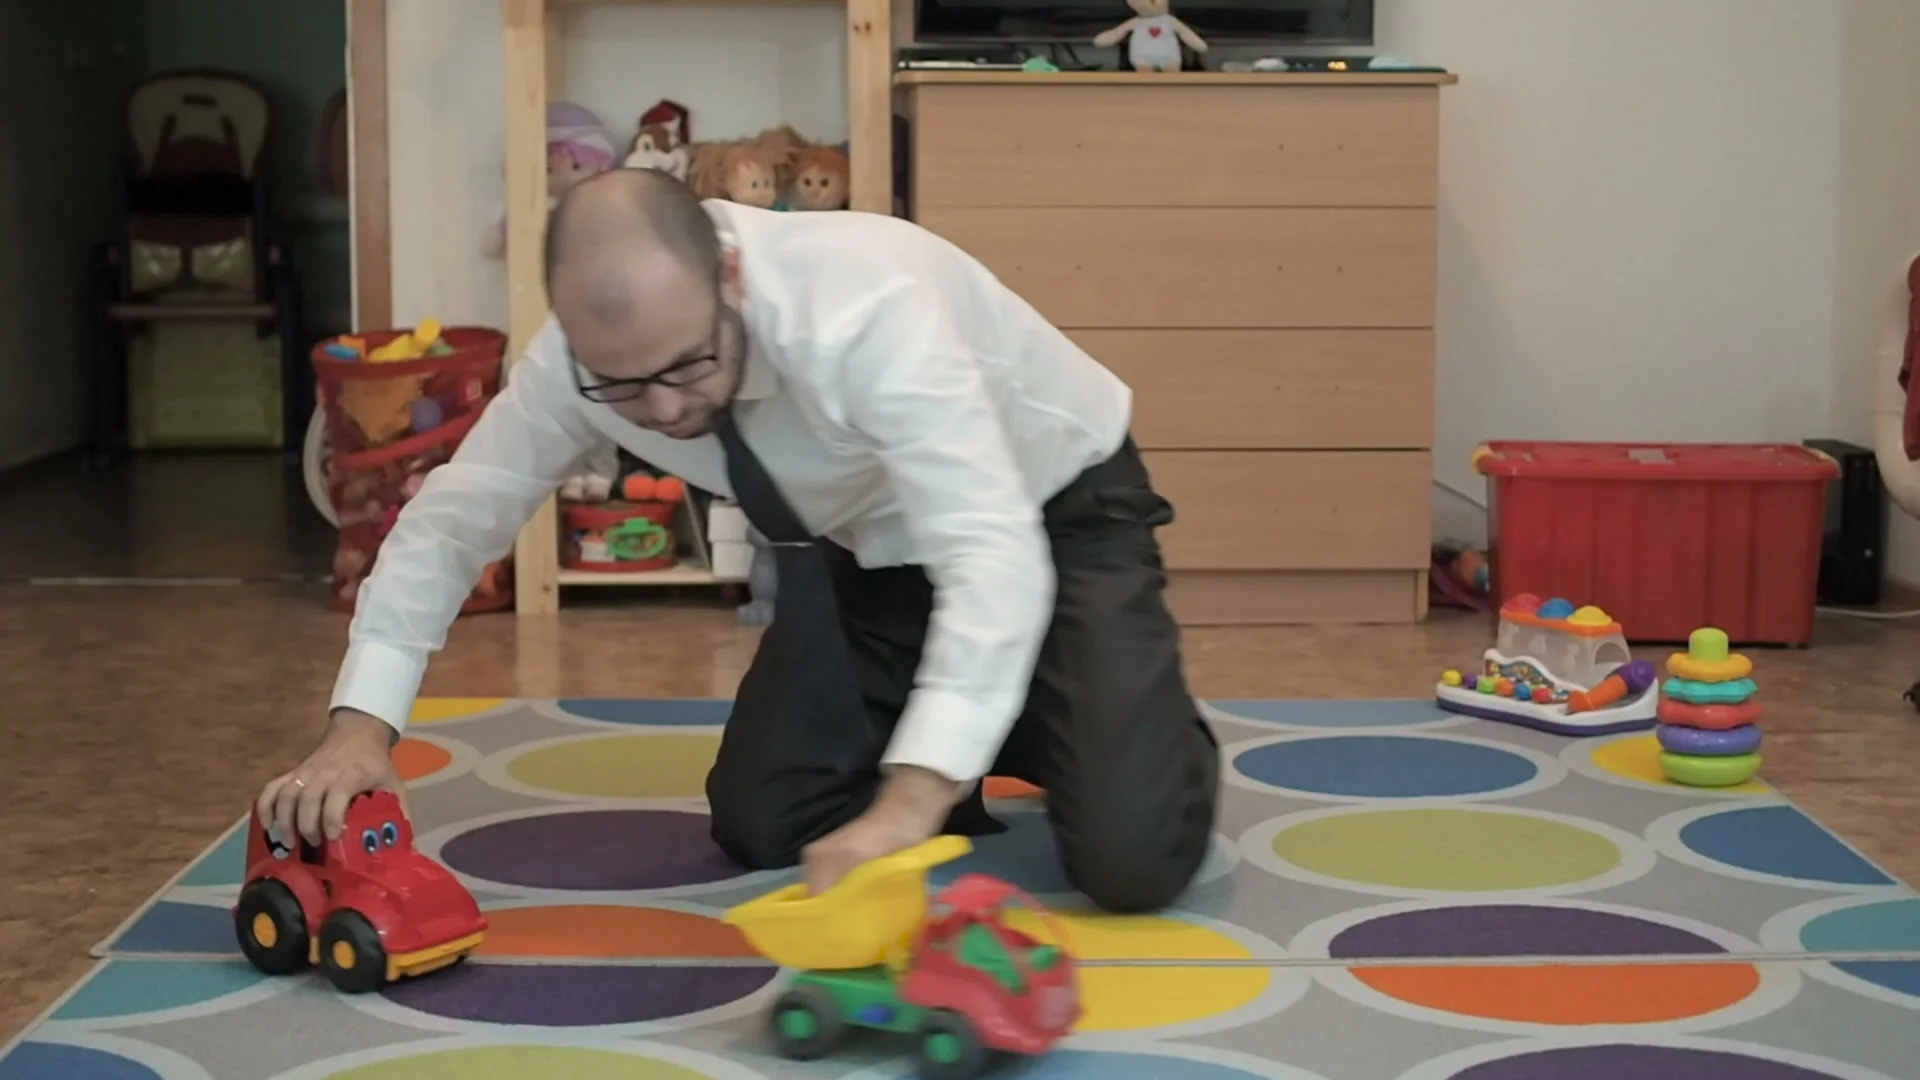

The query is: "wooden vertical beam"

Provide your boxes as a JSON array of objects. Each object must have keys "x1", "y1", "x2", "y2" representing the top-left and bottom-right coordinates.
[
  {"x1": 846, "y1": 0, "x2": 892, "y2": 214},
  {"x1": 504, "y1": 0, "x2": 561, "y2": 616},
  {"x1": 347, "y1": 0, "x2": 391, "y2": 329}
]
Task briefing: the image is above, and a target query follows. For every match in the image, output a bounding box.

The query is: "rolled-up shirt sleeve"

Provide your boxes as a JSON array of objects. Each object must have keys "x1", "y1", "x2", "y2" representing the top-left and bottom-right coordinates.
[
  {"x1": 830, "y1": 282, "x2": 1055, "y2": 784},
  {"x1": 329, "y1": 322, "x2": 598, "y2": 735}
]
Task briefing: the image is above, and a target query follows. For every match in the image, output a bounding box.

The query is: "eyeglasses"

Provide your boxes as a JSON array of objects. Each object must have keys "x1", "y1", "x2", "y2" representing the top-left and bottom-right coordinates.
[
  {"x1": 572, "y1": 350, "x2": 719, "y2": 403},
  {"x1": 571, "y1": 297, "x2": 731, "y2": 404}
]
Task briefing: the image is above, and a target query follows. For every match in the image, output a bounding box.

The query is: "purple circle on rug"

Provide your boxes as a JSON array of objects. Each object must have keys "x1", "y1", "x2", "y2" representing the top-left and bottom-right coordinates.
[
  {"x1": 438, "y1": 809, "x2": 743, "y2": 891},
  {"x1": 1450, "y1": 1044, "x2": 1849, "y2": 1079},
  {"x1": 381, "y1": 962, "x2": 775, "y2": 1026},
  {"x1": 1328, "y1": 905, "x2": 1727, "y2": 960},
  {"x1": 1657, "y1": 723, "x2": 1761, "y2": 756}
]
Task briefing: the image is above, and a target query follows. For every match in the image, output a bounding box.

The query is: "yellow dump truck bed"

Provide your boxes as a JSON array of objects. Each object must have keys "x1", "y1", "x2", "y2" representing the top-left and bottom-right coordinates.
[{"x1": 722, "y1": 835, "x2": 973, "y2": 971}]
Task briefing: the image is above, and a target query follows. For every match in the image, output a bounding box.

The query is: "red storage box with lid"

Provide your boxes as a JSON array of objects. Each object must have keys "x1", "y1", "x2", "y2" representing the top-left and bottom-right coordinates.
[{"x1": 1473, "y1": 442, "x2": 1839, "y2": 645}]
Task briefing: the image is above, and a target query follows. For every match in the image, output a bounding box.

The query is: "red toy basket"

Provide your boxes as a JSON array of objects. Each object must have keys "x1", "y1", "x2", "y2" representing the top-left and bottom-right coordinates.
[
  {"x1": 562, "y1": 501, "x2": 679, "y2": 573},
  {"x1": 314, "y1": 327, "x2": 513, "y2": 615},
  {"x1": 1473, "y1": 441, "x2": 1839, "y2": 645}
]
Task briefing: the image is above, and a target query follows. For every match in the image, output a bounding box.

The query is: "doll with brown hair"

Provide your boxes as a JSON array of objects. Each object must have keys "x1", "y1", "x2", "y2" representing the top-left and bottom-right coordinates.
[
  {"x1": 687, "y1": 125, "x2": 803, "y2": 209},
  {"x1": 789, "y1": 144, "x2": 850, "y2": 210}
]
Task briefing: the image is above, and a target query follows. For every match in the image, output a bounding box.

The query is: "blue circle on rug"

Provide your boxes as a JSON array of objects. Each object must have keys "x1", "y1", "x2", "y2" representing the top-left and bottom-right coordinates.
[
  {"x1": 555, "y1": 699, "x2": 729, "y2": 726},
  {"x1": 1831, "y1": 960, "x2": 1920, "y2": 999},
  {"x1": 111, "y1": 901, "x2": 235, "y2": 955},
  {"x1": 1452, "y1": 1044, "x2": 1852, "y2": 1079},
  {"x1": 54, "y1": 961, "x2": 267, "y2": 1020},
  {"x1": 0, "y1": 1043, "x2": 161, "y2": 1080},
  {"x1": 1207, "y1": 699, "x2": 1454, "y2": 729},
  {"x1": 929, "y1": 811, "x2": 1072, "y2": 896},
  {"x1": 438, "y1": 809, "x2": 744, "y2": 891},
  {"x1": 1677, "y1": 806, "x2": 1893, "y2": 886},
  {"x1": 177, "y1": 826, "x2": 247, "y2": 888},
  {"x1": 1232, "y1": 735, "x2": 1538, "y2": 798}
]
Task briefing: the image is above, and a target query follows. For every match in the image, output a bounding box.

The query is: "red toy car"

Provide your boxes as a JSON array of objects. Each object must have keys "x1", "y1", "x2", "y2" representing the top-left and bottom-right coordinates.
[{"x1": 232, "y1": 790, "x2": 486, "y2": 994}]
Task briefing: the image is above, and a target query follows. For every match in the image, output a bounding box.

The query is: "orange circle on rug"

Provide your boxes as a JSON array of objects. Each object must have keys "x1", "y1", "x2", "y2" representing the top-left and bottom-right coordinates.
[
  {"x1": 392, "y1": 738, "x2": 453, "y2": 782},
  {"x1": 1353, "y1": 962, "x2": 1761, "y2": 1025},
  {"x1": 984, "y1": 776, "x2": 1043, "y2": 800},
  {"x1": 473, "y1": 904, "x2": 757, "y2": 959}
]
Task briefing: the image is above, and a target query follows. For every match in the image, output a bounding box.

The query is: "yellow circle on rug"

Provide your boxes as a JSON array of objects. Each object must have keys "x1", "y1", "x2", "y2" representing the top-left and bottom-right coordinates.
[
  {"x1": 409, "y1": 698, "x2": 505, "y2": 724},
  {"x1": 1270, "y1": 808, "x2": 1621, "y2": 891},
  {"x1": 1001, "y1": 910, "x2": 1271, "y2": 1031},
  {"x1": 324, "y1": 1046, "x2": 707, "y2": 1079},
  {"x1": 505, "y1": 733, "x2": 720, "y2": 798},
  {"x1": 1592, "y1": 734, "x2": 1768, "y2": 794}
]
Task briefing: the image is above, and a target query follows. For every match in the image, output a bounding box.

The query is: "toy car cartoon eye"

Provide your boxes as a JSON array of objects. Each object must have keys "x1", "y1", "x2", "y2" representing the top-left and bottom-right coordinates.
[
  {"x1": 360, "y1": 828, "x2": 380, "y2": 854},
  {"x1": 380, "y1": 821, "x2": 399, "y2": 847}
]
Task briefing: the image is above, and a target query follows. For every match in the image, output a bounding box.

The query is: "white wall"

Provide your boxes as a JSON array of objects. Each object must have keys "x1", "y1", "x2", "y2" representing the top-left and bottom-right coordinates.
[
  {"x1": 385, "y1": 0, "x2": 847, "y2": 330},
  {"x1": 1829, "y1": 0, "x2": 1920, "y2": 583},
  {"x1": 386, "y1": 0, "x2": 1920, "y2": 584}
]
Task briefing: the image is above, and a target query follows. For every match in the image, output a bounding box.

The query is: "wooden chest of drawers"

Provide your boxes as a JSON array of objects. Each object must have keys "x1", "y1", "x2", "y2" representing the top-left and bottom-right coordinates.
[{"x1": 900, "y1": 71, "x2": 1454, "y2": 624}]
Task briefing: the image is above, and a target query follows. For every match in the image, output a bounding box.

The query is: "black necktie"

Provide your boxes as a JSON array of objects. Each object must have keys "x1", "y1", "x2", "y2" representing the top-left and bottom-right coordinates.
[{"x1": 715, "y1": 408, "x2": 811, "y2": 545}]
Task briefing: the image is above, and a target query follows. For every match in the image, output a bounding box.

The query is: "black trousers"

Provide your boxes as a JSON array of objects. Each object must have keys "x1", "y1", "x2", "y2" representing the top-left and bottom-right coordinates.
[{"x1": 706, "y1": 438, "x2": 1221, "y2": 913}]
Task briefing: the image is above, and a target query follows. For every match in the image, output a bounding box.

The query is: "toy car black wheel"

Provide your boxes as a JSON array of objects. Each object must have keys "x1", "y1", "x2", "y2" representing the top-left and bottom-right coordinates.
[
  {"x1": 913, "y1": 1010, "x2": 989, "y2": 1080},
  {"x1": 234, "y1": 880, "x2": 310, "y2": 975},
  {"x1": 317, "y1": 911, "x2": 389, "y2": 994},
  {"x1": 768, "y1": 983, "x2": 845, "y2": 1060}
]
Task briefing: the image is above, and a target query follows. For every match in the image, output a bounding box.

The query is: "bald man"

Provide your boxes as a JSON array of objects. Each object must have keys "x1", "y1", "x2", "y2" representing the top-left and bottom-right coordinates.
[{"x1": 260, "y1": 169, "x2": 1219, "y2": 912}]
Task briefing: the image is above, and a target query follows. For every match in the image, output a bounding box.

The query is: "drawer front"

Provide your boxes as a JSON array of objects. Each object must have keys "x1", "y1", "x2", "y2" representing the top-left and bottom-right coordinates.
[
  {"x1": 912, "y1": 84, "x2": 1440, "y2": 209},
  {"x1": 920, "y1": 207, "x2": 1436, "y2": 328},
  {"x1": 1073, "y1": 329, "x2": 1434, "y2": 450},
  {"x1": 1145, "y1": 450, "x2": 1432, "y2": 570}
]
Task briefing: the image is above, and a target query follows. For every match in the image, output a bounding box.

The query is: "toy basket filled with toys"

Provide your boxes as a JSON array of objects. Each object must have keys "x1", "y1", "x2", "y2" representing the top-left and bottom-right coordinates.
[{"x1": 311, "y1": 320, "x2": 511, "y2": 614}]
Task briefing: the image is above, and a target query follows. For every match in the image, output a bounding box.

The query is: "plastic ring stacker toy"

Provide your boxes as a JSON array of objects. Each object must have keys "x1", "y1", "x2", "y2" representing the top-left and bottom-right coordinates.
[
  {"x1": 1658, "y1": 723, "x2": 1761, "y2": 756},
  {"x1": 1659, "y1": 751, "x2": 1761, "y2": 787},
  {"x1": 1656, "y1": 698, "x2": 1763, "y2": 730}
]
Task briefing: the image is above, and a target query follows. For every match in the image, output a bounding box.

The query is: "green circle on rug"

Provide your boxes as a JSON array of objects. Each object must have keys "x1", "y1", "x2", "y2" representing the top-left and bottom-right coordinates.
[
  {"x1": 506, "y1": 733, "x2": 720, "y2": 798},
  {"x1": 1270, "y1": 808, "x2": 1622, "y2": 891},
  {"x1": 324, "y1": 1046, "x2": 709, "y2": 1079}
]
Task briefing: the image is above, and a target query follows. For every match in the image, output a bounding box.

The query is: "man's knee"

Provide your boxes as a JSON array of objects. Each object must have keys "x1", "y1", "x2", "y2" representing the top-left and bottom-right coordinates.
[
  {"x1": 1062, "y1": 824, "x2": 1212, "y2": 914},
  {"x1": 706, "y1": 771, "x2": 808, "y2": 870},
  {"x1": 1059, "y1": 723, "x2": 1220, "y2": 914}
]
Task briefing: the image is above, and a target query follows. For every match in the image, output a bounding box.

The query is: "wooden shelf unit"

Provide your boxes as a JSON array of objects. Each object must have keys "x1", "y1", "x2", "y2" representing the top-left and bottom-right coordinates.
[
  {"x1": 897, "y1": 69, "x2": 1456, "y2": 625},
  {"x1": 501, "y1": 0, "x2": 894, "y2": 614}
]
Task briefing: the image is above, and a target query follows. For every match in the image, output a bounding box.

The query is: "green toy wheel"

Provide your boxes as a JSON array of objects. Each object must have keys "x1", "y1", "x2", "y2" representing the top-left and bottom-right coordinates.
[
  {"x1": 913, "y1": 1010, "x2": 989, "y2": 1080},
  {"x1": 768, "y1": 984, "x2": 845, "y2": 1060}
]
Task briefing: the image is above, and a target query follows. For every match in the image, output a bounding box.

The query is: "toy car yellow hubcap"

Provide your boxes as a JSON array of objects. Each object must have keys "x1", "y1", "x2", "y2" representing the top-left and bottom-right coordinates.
[
  {"x1": 332, "y1": 941, "x2": 357, "y2": 969},
  {"x1": 251, "y1": 914, "x2": 278, "y2": 949}
]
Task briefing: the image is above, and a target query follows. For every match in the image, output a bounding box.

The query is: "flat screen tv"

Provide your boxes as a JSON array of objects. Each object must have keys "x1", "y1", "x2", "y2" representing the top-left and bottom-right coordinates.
[{"x1": 915, "y1": 0, "x2": 1373, "y2": 46}]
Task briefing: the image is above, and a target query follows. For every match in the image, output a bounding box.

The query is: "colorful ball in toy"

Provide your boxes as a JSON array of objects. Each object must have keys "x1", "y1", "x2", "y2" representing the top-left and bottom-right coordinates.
[
  {"x1": 1442, "y1": 670, "x2": 1463, "y2": 687},
  {"x1": 409, "y1": 396, "x2": 444, "y2": 433}
]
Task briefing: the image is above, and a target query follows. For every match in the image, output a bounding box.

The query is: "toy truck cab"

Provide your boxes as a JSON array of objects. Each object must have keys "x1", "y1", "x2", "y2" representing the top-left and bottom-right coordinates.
[
  {"x1": 899, "y1": 874, "x2": 1080, "y2": 1073},
  {"x1": 233, "y1": 790, "x2": 485, "y2": 993}
]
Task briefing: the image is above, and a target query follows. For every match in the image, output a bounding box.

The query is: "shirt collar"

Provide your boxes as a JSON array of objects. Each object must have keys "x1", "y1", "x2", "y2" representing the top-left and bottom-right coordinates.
[{"x1": 705, "y1": 199, "x2": 779, "y2": 403}]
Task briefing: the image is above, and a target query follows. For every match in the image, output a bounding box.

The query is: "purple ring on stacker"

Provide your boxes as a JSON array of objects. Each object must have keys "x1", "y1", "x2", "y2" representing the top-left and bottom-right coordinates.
[{"x1": 1657, "y1": 722, "x2": 1761, "y2": 756}]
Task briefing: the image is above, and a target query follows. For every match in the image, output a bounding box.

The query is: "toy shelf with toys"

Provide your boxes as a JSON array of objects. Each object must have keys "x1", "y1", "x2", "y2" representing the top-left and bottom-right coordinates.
[{"x1": 493, "y1": 0, "x2": 892, "y2": 614}]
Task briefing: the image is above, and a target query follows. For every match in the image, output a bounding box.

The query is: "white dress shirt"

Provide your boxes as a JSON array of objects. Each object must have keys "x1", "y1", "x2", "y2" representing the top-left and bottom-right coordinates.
[{"x1": 331, "y1": 201, "x2": 1132, "y2": 784}]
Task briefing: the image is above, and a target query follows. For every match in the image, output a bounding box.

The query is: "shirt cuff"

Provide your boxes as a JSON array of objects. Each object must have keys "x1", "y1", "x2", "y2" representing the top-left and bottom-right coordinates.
[
  {"x1": 880, "y1": 686, "x2": 1014, "y2": 784},
  {"x1": 328, "y1": 640, "x2": 428, "y2": 737}
]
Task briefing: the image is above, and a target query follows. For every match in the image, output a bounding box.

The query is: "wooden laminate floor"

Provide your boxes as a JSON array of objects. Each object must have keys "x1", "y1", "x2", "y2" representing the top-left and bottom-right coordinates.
[{"x1": 2, "y1": 456, "x2": 1919, "y2": 1044}]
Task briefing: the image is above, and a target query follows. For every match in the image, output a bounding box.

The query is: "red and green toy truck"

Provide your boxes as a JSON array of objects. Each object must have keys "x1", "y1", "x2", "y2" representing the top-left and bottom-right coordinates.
[
  {"x1": 232, "y1": 790, "x2": 486, "y2": 993},
  {"x1": 724, "y1": 835, "x2": 1079, "y2": 1079}
]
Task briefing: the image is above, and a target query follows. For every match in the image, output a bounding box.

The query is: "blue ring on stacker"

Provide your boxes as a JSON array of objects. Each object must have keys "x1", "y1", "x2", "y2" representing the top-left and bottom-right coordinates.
[{"x1": 1657, "y1": 723, "x2": 1761, "y2": 756}]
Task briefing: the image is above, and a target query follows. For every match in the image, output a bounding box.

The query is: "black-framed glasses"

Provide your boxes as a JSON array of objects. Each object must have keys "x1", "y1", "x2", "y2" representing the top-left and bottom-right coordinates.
[
  {"x1": 571, "y1": 292, "x2": 731, "y2": 404},
  {"x1": 572, "y1": 350, "x2": 719, "y2": 403}
]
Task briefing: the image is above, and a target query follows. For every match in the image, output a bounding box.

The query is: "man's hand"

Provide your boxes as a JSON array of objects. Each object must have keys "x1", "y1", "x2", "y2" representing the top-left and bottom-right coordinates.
[
  {"x1": 256, "y1": 709, "x2": 406, "y2": 848},
  {"x1": 802, "y1": 766, "x2": 962, "y2": 895}
]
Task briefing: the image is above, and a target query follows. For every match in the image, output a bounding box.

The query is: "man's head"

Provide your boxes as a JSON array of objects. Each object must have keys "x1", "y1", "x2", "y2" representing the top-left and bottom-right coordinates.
[{"x1": 544, "y1": 168, "x2": 745, "y2": 439}]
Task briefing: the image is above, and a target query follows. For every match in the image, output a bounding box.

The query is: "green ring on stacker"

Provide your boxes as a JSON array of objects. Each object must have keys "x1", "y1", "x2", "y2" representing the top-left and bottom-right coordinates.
[{"x1": 1659, "y1": 752, "x2": 1761, "y2": 787}]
